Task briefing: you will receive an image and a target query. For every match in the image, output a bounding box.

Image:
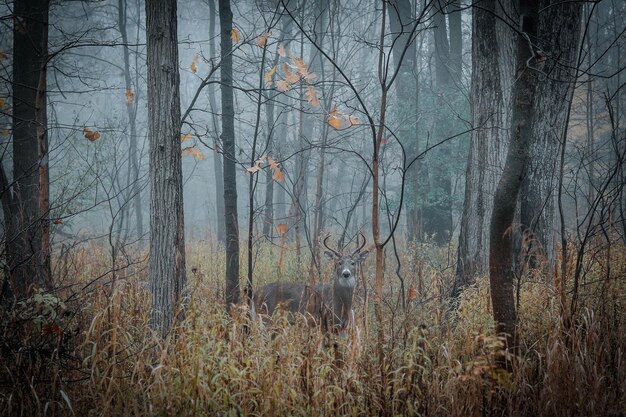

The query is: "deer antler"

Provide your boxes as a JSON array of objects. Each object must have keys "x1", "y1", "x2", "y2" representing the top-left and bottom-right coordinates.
[
  {"x1": 323, "y1": 235, "x2": 341, "y2": 257},
  {"x1": 352, "y1": 231, "x2": 367, "y2": 256}
]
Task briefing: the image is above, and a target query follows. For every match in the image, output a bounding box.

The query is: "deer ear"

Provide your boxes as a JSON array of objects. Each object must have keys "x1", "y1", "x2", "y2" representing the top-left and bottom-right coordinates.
[
  {"x1": 358, "y1": 250, "x2": 370, "y2": 261},
  {"x1": 324, "y1": 250, "x2": 336, "y2": 260}
]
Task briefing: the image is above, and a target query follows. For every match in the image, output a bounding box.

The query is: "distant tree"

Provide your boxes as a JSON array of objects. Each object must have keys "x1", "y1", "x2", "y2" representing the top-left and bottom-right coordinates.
[
  {"x1": 1, "y1": 0, "x2": 50, "y2": 300},
  {"x1": 490, "y1": 0, "x2": 540, "y2": 352},
  {"x1": 146, "y1": 0, "x2": 187, "y2": 337},
  {"x1": 219, "y1": 0, "x2": 240, "y2": 310},
  {"x1": 388, "y1": 0, "x2": 419, "y2": 242},
  {"x1": 207, "y1": 0, "x2": 226, "y2": 245}
]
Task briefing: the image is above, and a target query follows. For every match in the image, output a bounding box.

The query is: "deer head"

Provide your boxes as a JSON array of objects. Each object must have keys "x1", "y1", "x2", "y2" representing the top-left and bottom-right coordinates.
[{"x1": 323, "y1": 232, "x2": 369, "y2": 289}]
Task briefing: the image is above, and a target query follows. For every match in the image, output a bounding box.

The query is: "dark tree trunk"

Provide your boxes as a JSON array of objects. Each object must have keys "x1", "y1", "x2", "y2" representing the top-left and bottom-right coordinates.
[
  {"x1": 219, "y1": 0, "x2": 240, "y2": 310},
  {"x1": 490, "y1": 0, "x2": 540, "y2": 351},
  {"x1": 208, "y1": 0, "x2": 226, "y2": 245},
  {"x1": 6, "y1": 0, "x2": 50, "y2": 298},
  {"x1": 453, "y1": 0, "x2": 515, "y2": 297},
  {"x1": 423, "y1": 4, "x2": 453, "y2": 245},
  {"x1": 146, "y1": 0, "x2": 186, "y2": 338},
  {"x1": 388, "y1": 0, "x2": 419, "y2": 242},
  {"x1": 519, "y1": 0, "x2": 583, "y2": 269}
]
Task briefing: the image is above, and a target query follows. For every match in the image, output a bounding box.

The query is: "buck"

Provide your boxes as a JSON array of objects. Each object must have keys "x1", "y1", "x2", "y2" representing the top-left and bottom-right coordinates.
[{"x1": 254, "y1": 233, "x2": 369, "y2": 332}]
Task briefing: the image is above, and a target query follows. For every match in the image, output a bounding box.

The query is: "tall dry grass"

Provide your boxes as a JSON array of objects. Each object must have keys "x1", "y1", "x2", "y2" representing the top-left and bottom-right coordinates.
[{"x1": 1, "y1": 239, "x2": 624, "y2": 416}]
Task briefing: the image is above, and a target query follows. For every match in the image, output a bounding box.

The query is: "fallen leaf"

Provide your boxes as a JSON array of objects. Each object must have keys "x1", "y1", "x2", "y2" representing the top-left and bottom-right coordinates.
[
  {"x1": 53, "y1": 219, "x2": 63, "y2": 225},
  {"x1": 0, "y1": 52, "x2": 7, "y2": 60},
  {"x1": 181, "y1": 133, "x2": 193, "y2": 142},
  {"x1": 1, "y1": 128, "x2": 8, "y2": 137}
]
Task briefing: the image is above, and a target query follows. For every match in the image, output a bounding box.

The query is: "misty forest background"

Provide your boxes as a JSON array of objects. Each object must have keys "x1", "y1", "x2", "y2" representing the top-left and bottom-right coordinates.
[{"x1": 1, "y1": 0, "x2": 625, "y2": 416}]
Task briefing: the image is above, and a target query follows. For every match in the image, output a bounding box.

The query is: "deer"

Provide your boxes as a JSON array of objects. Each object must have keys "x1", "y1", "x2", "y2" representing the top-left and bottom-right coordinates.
[{"x1": 253, "y1": 233, "x2": 369, "y2": 332}]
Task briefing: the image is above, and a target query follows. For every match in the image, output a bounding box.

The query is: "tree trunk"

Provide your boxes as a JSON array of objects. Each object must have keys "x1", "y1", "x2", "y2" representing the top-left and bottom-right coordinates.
[
  {"x1": 208, "y1": 0, "x2": 226, "y2": 245},
  {"x1": 146, "y1": 0, "x2": 186, "y2": 338},
  {"x1": 453, "y1": 0, "x2": 515, "y2": 297},
  {"x1": 8, "y1": 0, "x2": 50, "y2": 298},
  {"x1": 219, "y1": 0, "x2": 240, "y2": 310},
  {"x1": 423, "y1": 4, "x2": 453, "y2": 245},
  {"x1": 490, "y1": 0, "x2": 539, "y2": 352},
  {"x1": 119, "y1": 0, "x2": 144, "y2": 242},
  {"x1": 388, "y1": 0, "x2": 419, "y2": 243},
  {"x1": 519, "y1": 0, "x2": 583, "y2": 269}
]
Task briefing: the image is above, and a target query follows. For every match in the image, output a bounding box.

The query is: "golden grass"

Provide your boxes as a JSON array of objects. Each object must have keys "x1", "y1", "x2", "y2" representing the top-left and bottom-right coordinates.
[{"x1": 1, "y1": 239, "x2": 624, "y2": 416}]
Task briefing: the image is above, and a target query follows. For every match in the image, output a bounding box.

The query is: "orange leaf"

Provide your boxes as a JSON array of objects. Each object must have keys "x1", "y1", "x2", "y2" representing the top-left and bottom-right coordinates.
[
  {"x1": 327, "y1": 105, "x2": 342, "y2": 129},
  {"x1": 182, "y1": 146, "x2": 205, "y2": 160},
  {"x1": 1, "y1": 127, "x2": 8, "y2": 137},
  {"x1": 181, "y1": 133, "x2": 193, "y2": 142},
  {"x1": 125, "y1": 89, "x2": 135, "y2": 105},
  {"x1": 42, "y1": 322, "x2": 63, "y2": 335},
  {"x1": 256, "y1": 32, "x2": 270, "y2": 47},
  {"x1": 276, "y1": 223, "x2": 288, "y2": 236},
  {"x1": 267, "y1": 157, "x2": 280, "y2": 170},
  {"x1": 275, "y1": 79, "x2": 291, "y2": 92},
  {"x1": 53, "y1": 219, "x2": 63, "y2": 225},
  {"x1": 277, "y1": 42, "x2": 286, "y2": 57},
  {"x1": 191, "y1": 54, "x2": 199, "y2": 73},
  {"x1": 264, "y1": 65, "x2": 277, "y2": 86},
  {"x1": 0, "y1": 97, "x2": 6, "y2": 108},
  {"x1": 231, "y1": 28, "x2": 241, "y2": 43},
  {"x1": 0, "y1": 52, "x2": 7, "y2": 60},
  {"x1": 305, "y1": 86, "x2": 320, "y2": 107},
  {"x1": 272, "y1": 168, "x2": 285, "y2": 182},
  {"x1": 83, "y1": 128, "x2": 101, "y2": 142},
  {"x1": 283, "y1": 63, "x2": 299, "y2": 84},
  {"x1": 293, "y1": 57, "x2": 308, "y2": 76}
]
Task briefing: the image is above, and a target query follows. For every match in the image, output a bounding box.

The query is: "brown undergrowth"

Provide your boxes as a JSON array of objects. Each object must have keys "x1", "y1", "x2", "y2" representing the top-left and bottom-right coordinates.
[{"x1": 0, "y1": 240, "x2": 624, "y2": 416}]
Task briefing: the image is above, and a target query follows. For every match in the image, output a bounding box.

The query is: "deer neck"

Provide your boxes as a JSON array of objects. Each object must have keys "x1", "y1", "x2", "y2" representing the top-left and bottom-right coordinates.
[{"x1": 332, "y1": 280, "x2": 355, "y2": 325}]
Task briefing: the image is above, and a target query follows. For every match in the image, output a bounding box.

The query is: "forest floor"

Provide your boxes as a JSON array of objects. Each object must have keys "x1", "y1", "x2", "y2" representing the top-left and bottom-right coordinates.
[{"x1": 1, "y1": 239, "x2": 625, "y2": 416}]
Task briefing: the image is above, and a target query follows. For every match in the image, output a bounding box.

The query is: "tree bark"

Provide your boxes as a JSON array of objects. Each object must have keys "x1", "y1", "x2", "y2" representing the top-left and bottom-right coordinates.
[
  {"x1": 490, "y1": 0, "x2": 539, "y2": 351},
  {"x1": 388, "y1": 0, "x2": 419, "y2": 242},
  {"x1": 422, "y1": 4, "x2": 453, "y2": 245},
  {"x1": 519, "y1": 0, "x2": 583, "y2": 269},
  {"x1": 219, "y1": 0, "x2": 240, "y2": 310},
  {"x1": 146, "y1": 0, "x2": 186, "y2": 337},
  {"x1": 453, "y1": 0, "x2": 515, "y2": 296},
  {"x1": 208, "y1": 0, "x2": 226, "y2": 245},
  {"x1": 7, "y1": 0, "x2": 50, "y2": 298}
]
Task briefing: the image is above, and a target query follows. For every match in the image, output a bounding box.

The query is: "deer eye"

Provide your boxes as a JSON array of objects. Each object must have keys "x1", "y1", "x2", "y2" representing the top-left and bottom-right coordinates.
[{"x1": 351, "y1": 261, "x2": 355, "y2": 266}]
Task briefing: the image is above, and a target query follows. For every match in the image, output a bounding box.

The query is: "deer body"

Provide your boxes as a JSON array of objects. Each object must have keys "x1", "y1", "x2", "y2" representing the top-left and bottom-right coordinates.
[{"x1": 254, "y1": 234, "x2": 368, "y2": 331}]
